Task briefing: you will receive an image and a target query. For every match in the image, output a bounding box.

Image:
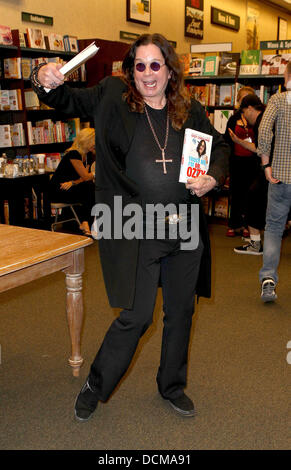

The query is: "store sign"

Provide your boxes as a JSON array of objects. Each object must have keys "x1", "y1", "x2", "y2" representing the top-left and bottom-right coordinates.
[
  {"x1": 260, "y1": 39, "x2": 291, "y2": 50},
  {"x1": 211, "y1": 7, "x2": 240, "y2": 31},
  {"x1": 120, "y1": 31, "x2": 140, "y2": 41},
  {"x1": 120, "y1": 31, "x2": 176, "y2": 48},
  {"x1": 21, "y1": 12, "x2": 53, "y2": 26}
]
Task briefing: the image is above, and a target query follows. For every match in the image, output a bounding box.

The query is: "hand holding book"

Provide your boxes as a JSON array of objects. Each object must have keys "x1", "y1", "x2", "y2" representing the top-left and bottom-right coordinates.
[
  {"x1": 185, "y1": 174, "x2": 217, "y2": 198},
  {"x1": 36, "y1": 42, "x2": 99, "y2": 92}
]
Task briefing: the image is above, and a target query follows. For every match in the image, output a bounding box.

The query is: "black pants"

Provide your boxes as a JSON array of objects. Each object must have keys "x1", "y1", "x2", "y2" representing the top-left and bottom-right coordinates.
[
  {"x1": 89, "y1": 236, "x2": 204, "y2": 402},
  {"x1": 245, "y1": 169, "x2": 268, "y2": 230},
  {"x1": 229, "y1": 156, "x2": 260, "y2": 229},
  {"x1": 49, "y1": 181, "x2": 95, "y2": 223}
]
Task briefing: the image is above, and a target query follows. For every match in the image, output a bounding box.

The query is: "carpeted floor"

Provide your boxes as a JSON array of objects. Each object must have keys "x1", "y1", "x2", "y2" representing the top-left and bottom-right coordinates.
[{"x1": 0, "y1": 223, "x2": 290, "y2": 450}]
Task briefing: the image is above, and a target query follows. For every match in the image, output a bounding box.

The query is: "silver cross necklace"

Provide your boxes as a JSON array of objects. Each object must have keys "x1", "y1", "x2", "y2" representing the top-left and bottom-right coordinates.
[{"x1": 144, "y1": 102, "x2": 173, "y2": 174}]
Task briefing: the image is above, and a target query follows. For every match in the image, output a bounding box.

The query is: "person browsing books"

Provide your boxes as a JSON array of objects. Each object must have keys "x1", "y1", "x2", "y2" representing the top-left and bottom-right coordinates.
[
  {"x1": 224, "y1": 86, "x2": 257, "y2": 239},
  {"x1": 31, "y1": 33, "x2": 229, "y2": 422},
  {"x1": 227, "y1": 94, "x2": 268, "y2": 255},
  {"x1": 49, "y1": 127, "x2": 96, "y2": 236}
]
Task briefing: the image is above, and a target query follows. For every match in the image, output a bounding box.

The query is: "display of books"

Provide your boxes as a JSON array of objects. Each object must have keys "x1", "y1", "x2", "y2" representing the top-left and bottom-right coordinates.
[
  {"x1": 47, "y1": 33, "x2": 65, "y2": 52},
  {"x1": 0, "y1": 24, "x2": 13, "y2": 45},
  {"x1": 239, "y1": 50, "x2": 261, "y2": 75},
  {"x1": 219, "y1": 52, "x2": 240, "y2": 76},
  {"x1": 63, "y1": 35, "x2": 79, "y2": 53},
  {"x1": 213, "y1": 109, "x2": 234, "y2": 134},
  {"x1": 179, "y1": 128, "x2": 213, "y2": 183},
  {"x1": 202, "y1": 55, "x2": 220, "y2": 76},
  {"x1": 26, "y1": 28, "x2": 45, "y2": 49}
]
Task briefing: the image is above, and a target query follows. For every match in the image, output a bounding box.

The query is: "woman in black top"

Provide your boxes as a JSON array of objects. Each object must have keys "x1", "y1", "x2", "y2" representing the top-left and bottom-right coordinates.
[{"x1": 49, "y1": 127, "x2": 95, "y2": 235}]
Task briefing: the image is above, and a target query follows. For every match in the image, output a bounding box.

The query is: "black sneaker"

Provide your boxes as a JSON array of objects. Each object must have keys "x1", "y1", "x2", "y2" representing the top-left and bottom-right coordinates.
[
  {"x1": 234, "y1": 240, "x2": 263, "y2": 255},
  {"x1": 74, "y1": 377, "x2": 99, "y2": 422},
  {"x1": 167, "y1": 393, "x2": 195, "y2": 417},
  {"x1": 261, "y1": 278, "x2": 277, "y2": 303}
]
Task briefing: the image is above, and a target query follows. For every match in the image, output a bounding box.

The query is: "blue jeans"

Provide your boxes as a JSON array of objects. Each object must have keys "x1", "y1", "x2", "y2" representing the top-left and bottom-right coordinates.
[{"x1": 259, "y1": 182, "x2": 291, "y2": 284}]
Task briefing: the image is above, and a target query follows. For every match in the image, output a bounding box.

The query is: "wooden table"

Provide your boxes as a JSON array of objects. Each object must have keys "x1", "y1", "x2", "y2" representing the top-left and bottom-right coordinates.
[{"x1": 0, "y1": 224, "x2": 93, "y2": 376}]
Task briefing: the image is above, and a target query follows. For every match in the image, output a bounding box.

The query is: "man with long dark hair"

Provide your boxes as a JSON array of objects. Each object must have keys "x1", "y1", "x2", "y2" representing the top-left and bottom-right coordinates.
[{"x1": 31, "y1": 34, "x2": 229, "y2": 421}]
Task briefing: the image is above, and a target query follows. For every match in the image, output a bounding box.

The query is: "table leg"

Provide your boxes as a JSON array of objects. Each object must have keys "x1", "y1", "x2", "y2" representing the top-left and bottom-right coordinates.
[{"x1": 64, "y1": 249, "x2": 85, "y2": 377}]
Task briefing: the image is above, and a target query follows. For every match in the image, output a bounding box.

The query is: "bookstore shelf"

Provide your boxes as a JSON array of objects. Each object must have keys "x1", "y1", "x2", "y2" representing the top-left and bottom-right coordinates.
[{"x1": 0, "y1": 29, "x2": 84, "y2": 157}]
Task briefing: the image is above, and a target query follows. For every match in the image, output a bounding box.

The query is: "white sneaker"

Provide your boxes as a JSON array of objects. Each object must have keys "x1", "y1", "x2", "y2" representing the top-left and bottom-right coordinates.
[{"x1": 261, "y1": 278, "x2": 277, "y2": 303}]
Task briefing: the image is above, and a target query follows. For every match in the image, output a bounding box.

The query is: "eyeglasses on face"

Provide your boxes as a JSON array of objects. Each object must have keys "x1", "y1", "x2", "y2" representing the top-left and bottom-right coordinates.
[{"x1": 134, "y1": 61, "x2": 166, "y2": 72}]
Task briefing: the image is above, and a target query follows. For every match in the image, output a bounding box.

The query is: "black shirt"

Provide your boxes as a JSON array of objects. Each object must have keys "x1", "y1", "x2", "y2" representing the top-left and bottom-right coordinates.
[
  {"x1": 49, "y1": 149, "x2": 82, "y2": 191},
  {"x1": 125, "y1": 104, "x2": 191, "y2": 209}
]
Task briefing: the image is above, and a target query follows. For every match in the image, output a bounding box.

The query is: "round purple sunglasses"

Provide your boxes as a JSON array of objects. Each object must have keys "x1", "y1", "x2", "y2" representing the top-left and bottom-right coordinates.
[{"x1": 135, "y1": 62, "x2": 166, "y2": 72}]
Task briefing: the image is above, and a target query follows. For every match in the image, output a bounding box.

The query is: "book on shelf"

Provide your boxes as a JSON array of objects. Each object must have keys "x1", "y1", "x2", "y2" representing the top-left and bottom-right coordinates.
[
  {"x1": 18, "y1": 32, "x2": 27, "y2": 47},
  {"x1": 63, "y1": 35, "x2": 79, "y2": 53},
  {"x1": 3, "y1": 57, "x2": 21, "y2": 78},
  {"x1": 26, "y1": 28, "x2": 46, "y2": 49},
  {"x1": 202, "y1": 55, "x2": 220, "y2": 76},
  {"x1": 0, "y1": 24, "x2": 13, "y2": 45},
  {"x1": 239, "y1": 50, "x2": 261, "y2": 75},
  {"x1": 218, "y1": 84, "x2": 235, "y2": 106},
  {"x1": 21, "y1": 57, "x2": 32, "y2": 80},
  {"x1": 179, "y1": 128, "x2": 213, "y2": 184},
  {"x1": 189, "y1": 57, "x2": 204, "y2": 76},
  {"x1": 44, "y1": 152, "x2": 61, "y2": 171},
  {"x1": 213, "y1": 109, "x2": 234, "y2": 134},
  {"x1": 0, "y1": 90, "x2": 10, "y2": 110},
  {"x1": 47, "y1": 33, "x2": 65, "y2": 52},
  {"x1": 189, "y1": 85, "x2": 207, "y2": 106},
  {"x1": 8, "y1": 89, "x2": 23, "y2": 110},
  {"x1": 179, "y1": 53, "x2": 191, "y2": 76},
  {"x1": 24, "y1": 89, "x2": 40, "y2": 109},
  {"x1": 0, "y1": 124, "x2": 12, "y2": 147},
  {"x1": 11, "y1": 123, "x2": 26, "y2": 147},
  {"x1": 112, "y1": 61, "x2": 123, "y2": 76},
  {"x1": 66, "y1": 117, "x2": 81, "y2": 140},
  {"x1": 218, "y1": 52, "x2": 240, "y2": 76}
]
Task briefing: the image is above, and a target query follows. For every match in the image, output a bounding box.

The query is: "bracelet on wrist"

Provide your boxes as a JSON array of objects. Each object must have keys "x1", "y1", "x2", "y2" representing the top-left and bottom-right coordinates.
[
  {"x1": 261, "y1": 163, "x2": 271, "y2": 169},
  {"x1": 30, "y1": 63, "x2": 48, "y2": 91}
]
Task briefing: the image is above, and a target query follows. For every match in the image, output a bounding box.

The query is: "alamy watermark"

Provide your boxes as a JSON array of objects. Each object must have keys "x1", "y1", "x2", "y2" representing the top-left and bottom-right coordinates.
[{"x1": 91, "y1": 196, "x2": 199, "y2": 250}]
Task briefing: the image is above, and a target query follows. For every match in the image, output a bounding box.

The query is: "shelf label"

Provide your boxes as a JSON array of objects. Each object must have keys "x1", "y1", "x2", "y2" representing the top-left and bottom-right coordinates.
[{"x1": 21, "y1": 11, "x2": 53, "y2": 26}]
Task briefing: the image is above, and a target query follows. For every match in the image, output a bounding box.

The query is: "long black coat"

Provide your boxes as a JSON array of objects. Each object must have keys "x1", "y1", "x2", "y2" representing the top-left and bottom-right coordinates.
[{"x1": 35, "y1": 76, "x2": 230, "y2": 308}]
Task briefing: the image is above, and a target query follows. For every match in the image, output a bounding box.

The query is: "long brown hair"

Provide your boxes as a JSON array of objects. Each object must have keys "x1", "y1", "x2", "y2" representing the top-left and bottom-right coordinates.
[{"x1": 122, "y1": 33, "x2": 191, "y2": 130}]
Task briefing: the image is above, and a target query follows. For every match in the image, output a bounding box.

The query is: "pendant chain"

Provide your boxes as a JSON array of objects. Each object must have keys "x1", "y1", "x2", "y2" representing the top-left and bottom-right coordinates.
[{"x1": 144, "y1": 103, "x2": 169, "y2": 154}]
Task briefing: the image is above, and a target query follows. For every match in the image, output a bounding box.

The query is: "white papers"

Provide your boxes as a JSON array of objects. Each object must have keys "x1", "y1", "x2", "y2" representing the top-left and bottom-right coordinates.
[
  {"x1": 179, "y1": 128, "x2": 213, "y2": 183},
  {"x1": 44, "y1": 42, "x2": 99, "y2": 92}
]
